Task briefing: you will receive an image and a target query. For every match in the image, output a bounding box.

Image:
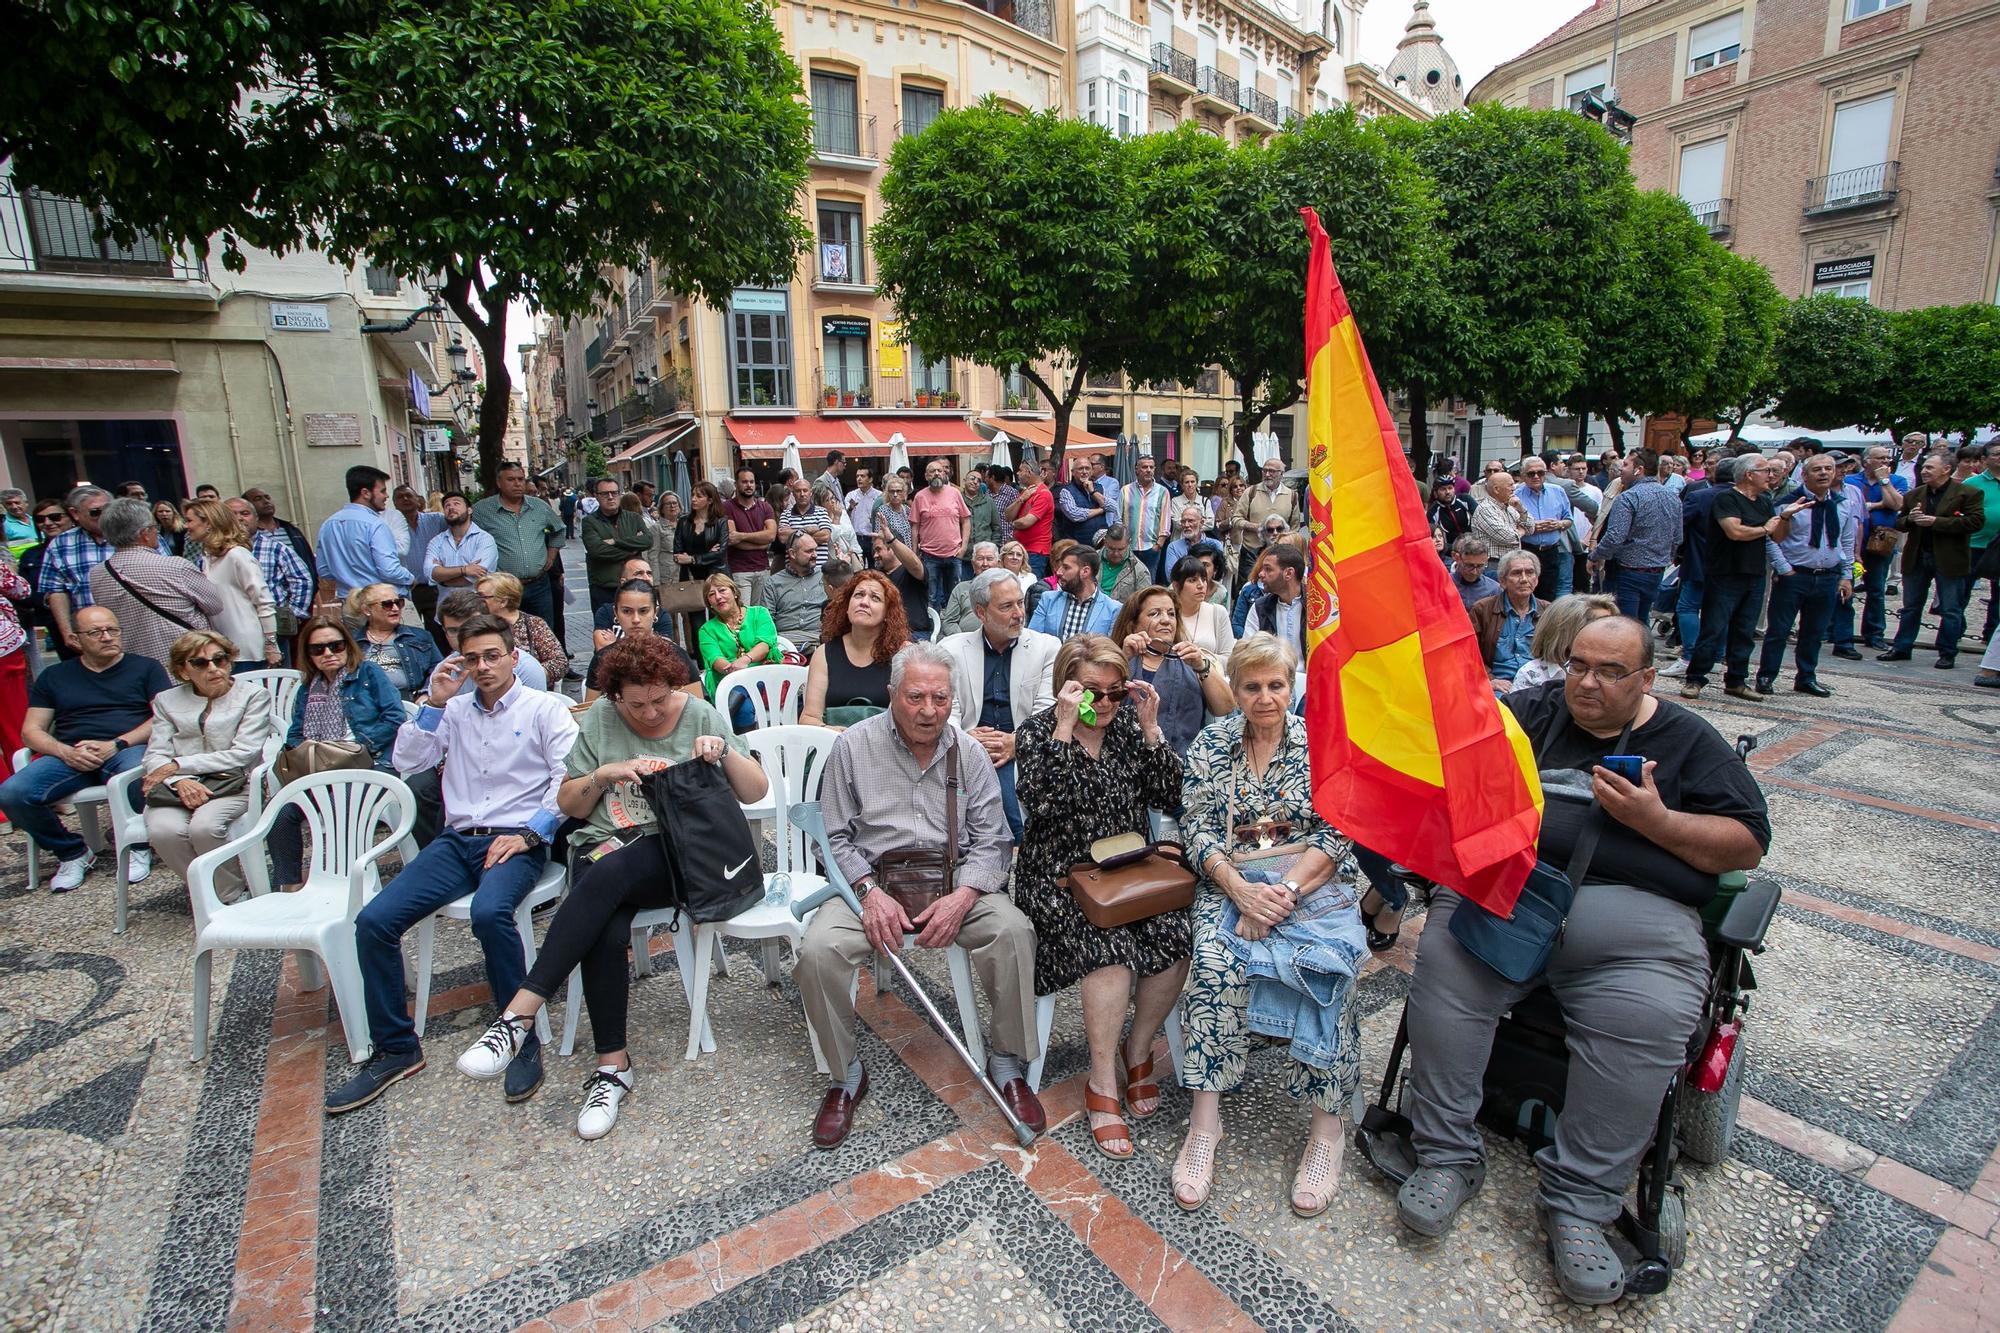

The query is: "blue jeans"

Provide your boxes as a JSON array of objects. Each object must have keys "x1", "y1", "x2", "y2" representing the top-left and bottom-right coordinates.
[
  {"x1": 1528, "y1": 542, "x2": 1572, "y2": 601},
  {"x1": 1890, "y1": 549, "x2": 1969, "y2": 658},
  {"x1": 1759, "y1": 568, "x2": 1843, "y2": 684},
  {"x1": 1027, "y1": 552, "x2": 1049, "y2": 579},
  {"x1": 1832, "y1": 544, "x2": 1893, "y2": 646},
  {"x1": 922, "y1": 553, "x2": 961, "y2": 610},
  {"x1": 995, "y1": 758, "x2": 1022, "y2": 843},
  {"x1": 0, "y1": 747, "x2": 147, "y2": 860},
  {"x1": 1675, "y1": 574, "x2": 1704, "y2": 660},
  {"x1": 353, "y1": 826, "x2": 549, "y2": 1056},
  {"x1": 1610, "y1": 566, "x2": 1663, "y2": 622},
  {"x1": 1688, "y1": 573, "x2": 1766, "y2": 688}
]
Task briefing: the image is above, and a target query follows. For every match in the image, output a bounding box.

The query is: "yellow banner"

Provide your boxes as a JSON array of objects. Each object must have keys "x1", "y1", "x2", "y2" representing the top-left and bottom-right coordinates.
[{"x1": 879, "y1": 319, "x2": 904, "y2": 377}]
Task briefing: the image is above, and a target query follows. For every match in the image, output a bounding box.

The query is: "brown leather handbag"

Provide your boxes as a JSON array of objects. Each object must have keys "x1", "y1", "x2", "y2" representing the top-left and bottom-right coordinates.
[
  {"x1": 1064, "y1": 831, "x2": 1196, "y2": 929},
  {"x1": 873, "y1": 744, "x2": 960, "y2": 919}
]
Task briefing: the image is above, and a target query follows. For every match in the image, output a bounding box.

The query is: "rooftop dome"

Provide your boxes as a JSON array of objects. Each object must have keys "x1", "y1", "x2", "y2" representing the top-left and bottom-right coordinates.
[{"x1": 1381, "y1": 0, "x2": 1465, "y2": 115}]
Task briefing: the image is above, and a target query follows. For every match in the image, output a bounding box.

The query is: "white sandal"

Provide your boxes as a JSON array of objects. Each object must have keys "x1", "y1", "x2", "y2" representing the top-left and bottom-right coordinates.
[
  {"x1": 1291, "y1": 1134, "x2": 1345, "y2": 1218},
  {"x1": 1172, "y1": 1129, "x2": 1222, "y2": 1212}
]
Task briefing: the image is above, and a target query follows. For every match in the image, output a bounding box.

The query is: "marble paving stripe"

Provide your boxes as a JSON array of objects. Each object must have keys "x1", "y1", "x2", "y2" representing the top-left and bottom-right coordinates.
[
  {"x1": 381, "y1": 1020, "x2": 959, "y2": 1332},
  {"x1": 1754, "y1": 869, "x2": 2000, "y2": 954},
  {"x1": 1759, "y1": 726, "x2": 2000, "y2": 827},
  {"x1": 670, "y1": 1161, "x2": 1168, "y2": 1333},
  {"x1": 1782, "y1": 886, "x2": 2000, "y2": 965},
  {"x1": 136, "y1": 950, "x2": 283, "y2": 1333},
  {"x1": 1747, "y1": 906, "x2": 2000, "y2": 1192},
  {"x1": 224, "y1": 956, "x2": 329, "y2": 1333},
  {"x1": 1759, "y1": 774, "x2": 2000, "y2": 834},
  {"x1": 1745, "y1": 720, "x2": 1849, "y2": 771},
  {"x1": 518, "y1": 1129, "x2": 998, "y2": 1331},
  {"x1": 1888, "y1": 1225, "x2": 2000, "y2": 1333}
]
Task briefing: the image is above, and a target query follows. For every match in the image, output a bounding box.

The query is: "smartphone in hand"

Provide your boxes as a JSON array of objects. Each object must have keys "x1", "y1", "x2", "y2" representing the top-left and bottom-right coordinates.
[{"x1": 1601, "y1": 754, "x2": 1644, "y2": 785}]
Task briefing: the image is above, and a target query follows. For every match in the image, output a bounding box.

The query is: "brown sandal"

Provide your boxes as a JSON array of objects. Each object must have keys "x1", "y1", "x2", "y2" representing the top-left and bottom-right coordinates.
[
  {"x1": 1085, "y1": 1083, "x2": 1134, "y2": 1160},
  {"x1": 1124, "y1": 1054, "x2": 1162, "y2": 1121}
]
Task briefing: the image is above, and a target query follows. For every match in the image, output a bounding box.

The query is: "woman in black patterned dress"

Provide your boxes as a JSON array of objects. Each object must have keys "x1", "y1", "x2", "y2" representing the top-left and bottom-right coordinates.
[{"x1": 1013, "y1": 633, "x2": 1189, "y2": 1161}]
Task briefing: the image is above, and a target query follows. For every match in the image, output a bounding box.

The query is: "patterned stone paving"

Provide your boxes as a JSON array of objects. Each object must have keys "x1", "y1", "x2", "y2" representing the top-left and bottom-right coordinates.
[{"x1": 1, "y1": 569, "x2": 1997, "y2": 1331}]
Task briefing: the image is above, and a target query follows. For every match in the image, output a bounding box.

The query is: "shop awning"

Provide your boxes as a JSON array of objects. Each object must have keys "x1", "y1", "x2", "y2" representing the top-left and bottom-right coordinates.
[
  {"x1": 723, "y1": 415, "x2": 866, "y2": 456},
  {"x1": 607, "y1": 422, "x2": 697, "y2": 468},
  {"x1": 974, "y1": 416, "x2": 1115, "y2": 456},
  {"x1": 851, "y1": 416, "x2": 985, "y2": 456}
]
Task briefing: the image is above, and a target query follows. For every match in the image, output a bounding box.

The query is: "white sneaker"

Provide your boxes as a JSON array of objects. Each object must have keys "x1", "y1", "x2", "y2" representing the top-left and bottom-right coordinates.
[
  {"x1": 576, "y1": 1065, "x2": 632, "y2": 1140},
  {"x1": 1658, "y1": 659, "x2": 1688, "y2": 679},
  {"x1": 456, "y1": 1014, "x2": 531, "y2": 1080},
  {"x1": 50, "y1": 852, "x2": 95, "y2": 893},
  {"x1": 126, "y1": 848, "x2": 153, "y2": 884}
]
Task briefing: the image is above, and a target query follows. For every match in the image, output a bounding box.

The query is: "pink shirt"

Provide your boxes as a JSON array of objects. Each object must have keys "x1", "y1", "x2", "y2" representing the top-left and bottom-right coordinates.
[{"x1": 910, "y1": 485, "x2": 970, "y2": 557}]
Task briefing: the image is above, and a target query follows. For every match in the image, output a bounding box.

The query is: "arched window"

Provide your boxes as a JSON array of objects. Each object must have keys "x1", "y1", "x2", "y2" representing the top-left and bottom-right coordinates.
[{"x1": 1323, "y1": 2, "x2": 1342, "y2": 54}]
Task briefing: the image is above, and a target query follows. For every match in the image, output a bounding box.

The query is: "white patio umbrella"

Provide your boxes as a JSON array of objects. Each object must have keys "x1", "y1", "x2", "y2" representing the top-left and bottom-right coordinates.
[
  {"x1": 887, "y1": 433, "x2": 911, "y2": 477},
  {"x1": 1253, "y1": 430, "x2": 1282, "y2": 468},
  {"x1": 989, "y1": 431, "x2": 1014, "y2": 471},
  {"x1": 780, "y1": 435, "x2": 803, "y2": 478},
  {"x1": 670, "y1": 450, "x2": 691, "y2": 507}
]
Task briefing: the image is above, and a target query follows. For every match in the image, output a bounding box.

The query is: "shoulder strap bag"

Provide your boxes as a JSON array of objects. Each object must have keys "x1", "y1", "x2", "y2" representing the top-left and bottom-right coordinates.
[
  {"x1": 873, "y1": 741, "x2": 960, "y2": 920},
  {"x1": 1446, "y1": 705, "x2": 1634, "y2": 984},
  {"x1": 103, "y1": 560, "x2": 200, "y2": 632}
]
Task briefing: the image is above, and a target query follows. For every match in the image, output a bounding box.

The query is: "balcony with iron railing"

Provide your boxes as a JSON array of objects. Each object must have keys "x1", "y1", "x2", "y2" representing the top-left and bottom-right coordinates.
[
  {"x1": 1686, "y1": 197, "x2": 1734, "y2": 236},
  {"x1": 0, "y1": 178, "x2": 210, "y2": 287},
  {"x1": 1151, "y1": 44, "x2": 1197, "y2": 93},
  {"x1": 815, "y1": 365, "x2": 972, "y2": 413},
  {"x1": 583, "y1": 334, "x2": 606, "y2": 371},
  {"x1": 962, "y1": 0, "x2": 1053, "y2": 41},
  {"x1": 627, "y1": 269, "x2": 653, "y2": 316},
  {"x1": 1076, "y1": 5, "x2": 1146, "y2": 58},
  {"x1": 1195, "y1": 67, "x2": 1240, "y2": 114},
  {"x1": 1804, "y1": 161, "x2": 1899, "y2": 216},
  {"x1": 1241, "y1": 89, "x2": 1281, "y2": 128},
  {"x1": 811, "y1": 110, "x2": 879, "y2": 167},
  {"x1": 1279, "y1": 105, "x2": 1302, "y2": 128}
]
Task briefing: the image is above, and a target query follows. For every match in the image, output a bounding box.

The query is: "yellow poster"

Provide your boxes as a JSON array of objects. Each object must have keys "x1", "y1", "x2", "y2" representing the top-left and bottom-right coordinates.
[{"x1": 879, "y1": 319, "x2": 904, "y2": 377}]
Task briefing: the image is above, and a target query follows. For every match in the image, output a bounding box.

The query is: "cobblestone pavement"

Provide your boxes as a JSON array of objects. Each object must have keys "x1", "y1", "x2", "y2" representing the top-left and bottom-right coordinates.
[{"x1": 1, "y1": 550, "x2": 1997, "y2": 1331}]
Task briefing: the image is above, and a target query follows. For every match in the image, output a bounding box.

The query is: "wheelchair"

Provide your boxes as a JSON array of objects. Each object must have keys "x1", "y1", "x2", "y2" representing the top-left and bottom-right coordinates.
[{"x1": 1355, "y1": 739, "x2": 1781, "y2": 1298}]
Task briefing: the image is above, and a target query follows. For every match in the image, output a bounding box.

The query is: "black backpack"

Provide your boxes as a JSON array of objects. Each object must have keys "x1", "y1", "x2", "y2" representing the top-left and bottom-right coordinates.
[{"x1": 640, "y1": 759, "x2": 764, "y2": 923}]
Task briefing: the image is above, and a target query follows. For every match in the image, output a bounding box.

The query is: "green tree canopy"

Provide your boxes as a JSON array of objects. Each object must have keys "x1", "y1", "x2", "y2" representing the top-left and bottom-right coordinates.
[
  {"x1": 1772, "y1": 294, "x2": 1892, "y2": 431},
  {"x1": 2, "y1": 0, "x2": 813, "y2": 489},
  {"x1": 1877, "y1": 303, "x2": 2000, "y2": 440},
  {"x1": 1684, "y1": 248, "x2": 1786, "y2": 434}
]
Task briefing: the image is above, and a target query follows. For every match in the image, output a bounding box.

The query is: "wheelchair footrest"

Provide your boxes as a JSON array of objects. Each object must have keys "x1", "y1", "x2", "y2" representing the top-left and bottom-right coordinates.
[{"x1": 1354, "y1": 1106, "x2": 1417, "y2": 1187}]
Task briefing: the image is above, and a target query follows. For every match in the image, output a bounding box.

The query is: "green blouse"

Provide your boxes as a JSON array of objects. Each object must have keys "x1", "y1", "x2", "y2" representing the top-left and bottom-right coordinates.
[{"x1": 695, "y1": 605, "x2": 779, "y2": 697}]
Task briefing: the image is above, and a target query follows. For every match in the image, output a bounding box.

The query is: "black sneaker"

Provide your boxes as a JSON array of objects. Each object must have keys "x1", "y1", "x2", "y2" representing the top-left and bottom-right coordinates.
[
  {"x1": 503, "y1": 1029, "x2": 545, "y2": 1103},
  {"x1": 1831, "y1": 646, "x2": 1863, "y2": 660},
  {"x1": 1753, "y1": 677, "x2": 1774, "y2": 695},
  {"x1": 326, "y1": 1048, "x2": 425, "y2": 1114}
]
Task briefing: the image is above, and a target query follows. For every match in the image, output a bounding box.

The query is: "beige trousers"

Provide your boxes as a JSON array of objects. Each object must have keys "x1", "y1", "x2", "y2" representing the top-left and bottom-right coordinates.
[{"x1": 796, "y1": 892, "x2": 1040, "y2": 1075}]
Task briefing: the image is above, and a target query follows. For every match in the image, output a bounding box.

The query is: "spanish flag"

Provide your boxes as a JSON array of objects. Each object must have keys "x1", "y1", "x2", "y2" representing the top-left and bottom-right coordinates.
[{"x1": 1299, "y1": 208, "x2": 1543, "y2": 915}]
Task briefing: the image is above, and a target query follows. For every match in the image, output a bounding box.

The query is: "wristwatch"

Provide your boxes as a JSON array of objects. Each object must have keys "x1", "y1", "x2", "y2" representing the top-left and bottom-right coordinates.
[
  {"x1": 517, "y1": 830, "x2": 545, "y2": 852},
  {"x1": 113, "y1": 739, "x2": 131, "y2": 752},
  {"x1": 1280, "y1": 878, "x2": 1303, "y2": 897},
  {"x1": 855, "y1": 874, "x2": 878, "y2": 900}
]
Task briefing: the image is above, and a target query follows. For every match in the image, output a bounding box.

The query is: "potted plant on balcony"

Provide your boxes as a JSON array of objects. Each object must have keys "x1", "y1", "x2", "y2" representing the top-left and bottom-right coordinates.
[
  {"x1": 824, "y1": 385, "x2": 840, "y2": 407},
  {"x1": 943, "y1": 389, "x2": 961, "y2": 408},
  {"x1": 857, "y1": 388, "x2": 873, "y2": 408},
  {"x1": 842, "y1": 390, "x2": 856, "y2": 408},
  {"x1": 1005, "y1": 391, "x2": 1022, "y2": 411},
  {"x1": 916, "y1": 390, "x2": 931, "y2": 409}
]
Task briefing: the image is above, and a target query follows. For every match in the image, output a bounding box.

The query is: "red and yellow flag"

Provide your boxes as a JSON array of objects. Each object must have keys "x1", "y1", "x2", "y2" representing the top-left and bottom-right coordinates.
[{"x1": 1299, "y1": 208, "x2": 1543, "y2": 915}]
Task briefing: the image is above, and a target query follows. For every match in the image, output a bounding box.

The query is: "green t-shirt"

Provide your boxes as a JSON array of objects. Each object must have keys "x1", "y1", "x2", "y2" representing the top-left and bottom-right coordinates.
[{"x1": 564, "y1": 694, "x2": 750, "y2": 850}]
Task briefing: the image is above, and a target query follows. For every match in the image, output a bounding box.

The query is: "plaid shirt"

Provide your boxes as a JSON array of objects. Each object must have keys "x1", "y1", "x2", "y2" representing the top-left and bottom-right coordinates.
[
  {"x1": 252, "y1": 527, "x2": 314, "y2": 616},
  {"x1": 35, "y1": 527, "x2": 116, "y2": 608}
]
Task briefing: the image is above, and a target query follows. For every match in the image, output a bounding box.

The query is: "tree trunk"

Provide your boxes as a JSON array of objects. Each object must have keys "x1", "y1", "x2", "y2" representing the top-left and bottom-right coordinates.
[
  {"x1": 1603, "y1": 415, "x2": 1627, "y2": 451},
  {"x1": 440, "y1": 268, "x2": 513, "y2": 494},
  {"x1": 1515, "y1": 413, "x2": 1538, "y2": 459},
  {"x1": 1407, "y1": 381, "x2": 1431, "y2": 479},
  {"x1": 1575, "y1": 408, "x2": 1590, "y2": 461}
]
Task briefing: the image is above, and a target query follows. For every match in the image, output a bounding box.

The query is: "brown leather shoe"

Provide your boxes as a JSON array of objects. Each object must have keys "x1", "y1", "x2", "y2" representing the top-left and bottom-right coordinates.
[
  {"x1": 812, "y1": 1068, "x2": 868, "y2": 1150},
  {"x1": 997, "y1": 1076, "x2": 1046, "y2": 1136}
]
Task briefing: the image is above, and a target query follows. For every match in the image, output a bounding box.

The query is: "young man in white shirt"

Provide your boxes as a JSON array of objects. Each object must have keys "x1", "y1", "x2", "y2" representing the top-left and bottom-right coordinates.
[{"x1": 326, "y1": 614, "x2": 578, "y2": 1116}]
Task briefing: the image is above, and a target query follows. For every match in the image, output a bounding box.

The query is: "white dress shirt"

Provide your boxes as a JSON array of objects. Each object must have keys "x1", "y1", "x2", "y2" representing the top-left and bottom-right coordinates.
[{"x1": 395, "y1": 679, "x2": 577, "y2": 840}]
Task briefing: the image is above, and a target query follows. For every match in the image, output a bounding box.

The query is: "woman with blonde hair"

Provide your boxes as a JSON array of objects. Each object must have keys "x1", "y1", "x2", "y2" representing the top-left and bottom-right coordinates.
[
  {"x1": 153, "y1": 500, "x2": 188, "y2": 557},
  {"x1": 182, "y1": 497, "x2": 280, "y2": 669},
  {"x1": 696, "y1": 572, "x2": 778, "y2": 730},
  {"x1": 875, "y1": 474, "x2": 914, "y2": 549},
  {"x1": 341, "y1": 581, "x2": 441, "y2": 700},
  {"x1": 140, "y1": 630, "x2": 274, "y2": 899},
  {"x1": 998, "y1": 540, "x2": 1036, "y2": 595},
  {"x1": 477, "y1": 571, "x2": 569, "y2": 682},
  {"x1": 1512, "y1": 592, "x2": 1618, "y2": 692}
]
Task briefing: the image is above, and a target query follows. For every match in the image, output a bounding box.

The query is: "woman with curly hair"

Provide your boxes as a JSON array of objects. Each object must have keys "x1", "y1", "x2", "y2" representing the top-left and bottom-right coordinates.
[
  {"x1": 454, "y1": 635, "x2": 766, "y2": 1140},
  {"x1": 799, "y1": 568, "x2": 911, "y2": 728}
]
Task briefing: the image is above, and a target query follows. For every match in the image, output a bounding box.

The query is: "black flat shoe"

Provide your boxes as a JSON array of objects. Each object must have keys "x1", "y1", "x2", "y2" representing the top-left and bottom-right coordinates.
[
  {"x1": 1830, "y1": 646, "x2": 1863, "y2": 660},
  {"x1": 1935, "y1": 656, "x2": 1957, "y2": 670},
  {"x1": 1793, "y1": 679, "x2": 1832, "y2": 697},
  {"x1": 1877, "y1": 650, "x2": 1912, "y2": 661}
]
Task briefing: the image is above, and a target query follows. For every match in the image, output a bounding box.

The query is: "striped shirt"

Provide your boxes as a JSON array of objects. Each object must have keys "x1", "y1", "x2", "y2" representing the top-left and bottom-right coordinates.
[{"x1": 1121, "y1": 481, "x2": 1171, "y2": 549}]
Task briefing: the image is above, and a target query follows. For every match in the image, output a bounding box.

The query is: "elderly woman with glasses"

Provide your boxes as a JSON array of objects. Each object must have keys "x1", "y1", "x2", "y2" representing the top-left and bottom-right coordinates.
[
  {"x1": 342, "y1": 581, "x2": 441, "y2": 700},
  {"x1": 140, "y1": 630, "x2": 275, "y2": 899},
  {"x1": 269, "y1": 616, "x2": 404, "y2": 893},
  {"x1": 477, "y1": 572, "x2": 569, "y2": 684},
  {"x1": 1012, "y1": 634, "x2": 1188, "y2": 1162}
]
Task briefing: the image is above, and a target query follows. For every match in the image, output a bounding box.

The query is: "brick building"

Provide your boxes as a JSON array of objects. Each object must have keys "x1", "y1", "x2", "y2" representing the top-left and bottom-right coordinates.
[{"x1": 1470, "y1": 0, "x2": 2000, "y2": 312}]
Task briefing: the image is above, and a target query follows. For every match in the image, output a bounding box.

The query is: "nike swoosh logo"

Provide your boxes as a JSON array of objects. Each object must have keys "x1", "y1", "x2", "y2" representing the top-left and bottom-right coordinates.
[{"x1": 724, "y1": 855, "x2": 753, "y2": 878}]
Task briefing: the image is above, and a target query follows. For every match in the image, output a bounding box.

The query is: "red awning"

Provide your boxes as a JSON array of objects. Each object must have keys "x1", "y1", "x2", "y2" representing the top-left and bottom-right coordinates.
[
  {"x1": 851, "y1": 415, "x2": 987, "y2": 456},
  {"x1": 974, "y1": 416, "x2": 1116, "y2": 455},
  {"x1": 722, "y1": 416, "x2": 867, "y2": 454},
  {"x1": 606, "y1": 423, "x2": 696, "y2": 468}
]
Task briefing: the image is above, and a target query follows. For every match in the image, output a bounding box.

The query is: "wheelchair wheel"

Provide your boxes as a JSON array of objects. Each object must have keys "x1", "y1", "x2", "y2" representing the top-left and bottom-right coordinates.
[
  {"x1": 1656, "y1": 1187, "x2": 1688, "y2": 1269},
  {"x1": 1680, "y1": 1031, "x2": 1745, "y2": 1165}
]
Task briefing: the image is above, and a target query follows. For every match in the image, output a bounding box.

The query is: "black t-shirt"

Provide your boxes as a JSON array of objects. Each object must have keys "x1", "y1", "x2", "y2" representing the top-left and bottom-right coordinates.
[
  {"x1": 889, "y1": 567, "x2": 930, "y2": 635},
  {"x1": 29, "y1": 653, "x2": 172, "y2": 745},
  {"x1": 1504, "y1": 683, "x2": 1771, "y2": 907},
  {"x1": 1706, "y1": 488, "x2": 1777, "y2": 579}
]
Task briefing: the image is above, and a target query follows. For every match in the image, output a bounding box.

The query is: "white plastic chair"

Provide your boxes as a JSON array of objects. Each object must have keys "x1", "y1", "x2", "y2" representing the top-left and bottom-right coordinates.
[
  {"x1": 928, "y1": 607, "x2": 943, "y2": 641},
  {"x1": 105, "y1": 731, "x2": 283, "y2": 932},
  {"x1": 13, "y1": 744, "x2": 110, "y2": 903},
  {"x1": 236, "y1": 668, "x2": 304, "y2": 737},
  {"x1": 715, "y1": 664, "x2": 807, "y2": 732},
  {"x1": 1027, "y1": 996, "x2": 1187, "y2": 1093},
  {"x1": 410, "y1": 858, "x2": 567, "y2": 1043},
  {"x1": 184, "y1": 770, "x2": 417, "y2": 1064},
  {"x1": 775, "y1": 635, "x2": 799, "y2": 657}
]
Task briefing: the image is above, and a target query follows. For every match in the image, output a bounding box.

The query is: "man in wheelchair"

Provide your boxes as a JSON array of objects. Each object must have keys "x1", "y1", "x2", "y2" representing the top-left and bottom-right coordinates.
[{"x1": 1396, "y1": 616, "x2": 1770, "y2": 1305}]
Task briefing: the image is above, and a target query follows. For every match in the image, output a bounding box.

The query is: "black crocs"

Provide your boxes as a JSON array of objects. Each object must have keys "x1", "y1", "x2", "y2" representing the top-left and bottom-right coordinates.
[
  {"x1": 1539, "y1": 1205, "x2": 1626, "y2": 1305},
  {"x1": 1395, "y1": 1164, "x2": 1483, "y2": 1237}
]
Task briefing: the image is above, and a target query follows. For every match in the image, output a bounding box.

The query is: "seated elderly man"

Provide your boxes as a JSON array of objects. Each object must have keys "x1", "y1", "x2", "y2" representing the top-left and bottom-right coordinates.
[
  {"x1": 796, "y1": 640, "x2": 1044, "y2": 1149},
  {"x1": 939, "y1": 567, "x2": 1058, "y2": 842},
  {"x1": 938, "y1": 541, "x2": 1001, "y2": 638},
  {"x1": 1397, "y1": 615, "x2": 1769, "y2": 1306},
  {"x1": 1467, "y1": 552, "x2": 1547, "y2": 691}
]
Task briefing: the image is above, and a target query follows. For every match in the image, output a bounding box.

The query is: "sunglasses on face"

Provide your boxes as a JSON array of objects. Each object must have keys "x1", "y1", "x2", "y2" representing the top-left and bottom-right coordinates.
[
  {"x1": 308, "y1": 640, "x2": 346, "y2": 656},
  {"x1": 1082, "y1": 683, "x2": 1130, "y2": 703},
  {"x1": 375, "y1": 597, "x2": 404, "y2": 610},
  {"x1": 84, "y1": 506, "x2": 107, "y2": 519},
  {"x1": 188, "y1": 653, "x2": 231, "y2": 670},
  {"x1": 35, "y1": 514, "x2": 62, "y2": 524}
]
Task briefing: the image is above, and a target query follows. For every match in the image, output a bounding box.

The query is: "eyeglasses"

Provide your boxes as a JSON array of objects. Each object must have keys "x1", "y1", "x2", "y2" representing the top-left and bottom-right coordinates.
[
  {"x1": 308, "y1": 640, "x2": 346, "y2": 656},
  {"x1": 461, "y1": 649, "x2": 511, "y2": 667},
  {"x1": 1563, "y1": 659, "x2": 1640, "y2": 684},
  {"x1": 187, "y1": 653, "x2": 231, "y2": 670},
  {"x1": 35, "y1": 513, "x2": 62, "y2": 524},
  {"x1": 1083, "y1": 684, "x2": 1130, "y2": 703},
  {"x1": 375, "y1": 596, "x2": 404, "y2": 609},
  {"x1": 78, "y1": 626, "x2": 121, "y2": 639},
  {"x1": 84, "y1": 506, "x2": 107, "y2": 519}
]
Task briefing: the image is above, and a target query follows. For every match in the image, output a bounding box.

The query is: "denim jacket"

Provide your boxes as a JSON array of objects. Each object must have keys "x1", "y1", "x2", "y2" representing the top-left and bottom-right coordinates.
[
  {"x1": 286, "y1": 661, "x2": 404, "y2": 767},
  {"x1": 1217, "y1": 868, "x2": 1367, "y2": 1069}
]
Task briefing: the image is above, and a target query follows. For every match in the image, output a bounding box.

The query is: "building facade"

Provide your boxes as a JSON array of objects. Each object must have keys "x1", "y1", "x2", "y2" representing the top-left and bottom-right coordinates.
[
  {"x1": 1471, "y1": 0, "x2": 2000, "y2": 311},
  {"x1": 554, "y1": 0, "x2": 1449, "y2": 494},
  {"x1": 0, "y1": 164, "x2": 450, "y2": 524}
]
